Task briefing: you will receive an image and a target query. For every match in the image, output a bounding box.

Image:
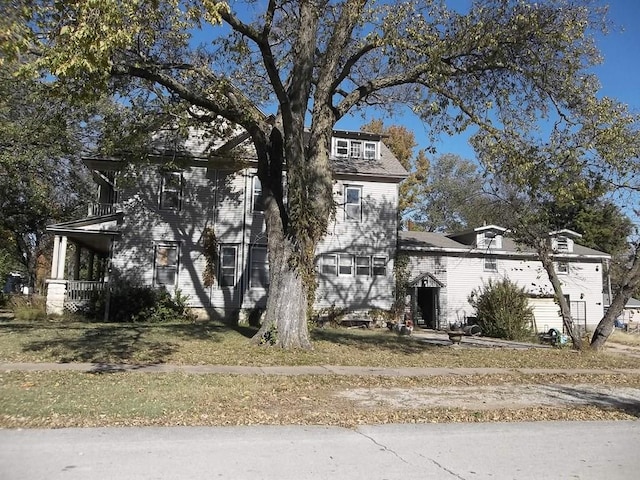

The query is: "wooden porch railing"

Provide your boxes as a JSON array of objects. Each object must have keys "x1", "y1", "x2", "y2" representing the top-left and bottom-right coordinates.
[
  {"x1": 87, "y1": 203, "x2": 115, "y2": 217},
  {"x1": 65, "y1": 280, "x2": 106, "y2": 302}
]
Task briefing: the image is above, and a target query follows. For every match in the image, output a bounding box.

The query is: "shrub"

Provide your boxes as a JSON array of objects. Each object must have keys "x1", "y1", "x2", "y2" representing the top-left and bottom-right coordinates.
[
  {"x1": 8, "y1": 295, "x2": 47, "y2": 322},
  {"x1": 468, "y1": 279, "x2": 534, "y2": 341},
  {"x1": 97, "y1": 281, "x2": 195, "y2": 323}
]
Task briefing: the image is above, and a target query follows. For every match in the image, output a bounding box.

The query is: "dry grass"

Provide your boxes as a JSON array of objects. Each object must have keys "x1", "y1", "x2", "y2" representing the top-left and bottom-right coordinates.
[
  {"x1": 1, "y1": 371, "x2": 639, "y2": 429},
  {"x1": 608, "y1": 330, "x2": 640, "y2": 347},
  {"x1": 0, "y1": 320, "x2": 638, "y2": 369}
]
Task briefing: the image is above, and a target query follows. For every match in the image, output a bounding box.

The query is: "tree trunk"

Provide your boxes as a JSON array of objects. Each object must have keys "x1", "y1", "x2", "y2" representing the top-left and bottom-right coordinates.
[
  {"x1": 591, "y1": 245, "x2": 640, "y2": 350},
  {"x1": 537, "y1": 240, "x2": 583, "y2": 350}
]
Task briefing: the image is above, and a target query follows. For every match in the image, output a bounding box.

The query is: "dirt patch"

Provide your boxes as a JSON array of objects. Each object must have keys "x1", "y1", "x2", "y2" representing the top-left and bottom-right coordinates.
[{"x1": 338, "y1": 383, "x2": 640, "y2": 414}]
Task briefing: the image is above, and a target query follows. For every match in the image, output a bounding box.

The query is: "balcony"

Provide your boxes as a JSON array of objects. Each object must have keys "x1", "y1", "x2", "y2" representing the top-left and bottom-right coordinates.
[{"x1": 88, "y1": 202, "x2": 116, "y2": 217}]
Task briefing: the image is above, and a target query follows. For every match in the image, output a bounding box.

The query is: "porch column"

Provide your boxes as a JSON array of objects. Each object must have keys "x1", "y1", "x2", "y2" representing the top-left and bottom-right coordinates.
[
  {"x1": 73, "y1": 244, "x2": 81, "y2": 280},
  {"x1": 50, "y1": 235, "x2": 61, "y2": 278},
  {"x1": 56, "y1": 236, "x2": 68, "y2": 279},
  {"x1": 88, "y1": 252, "x2": 95, "y2": 281}
]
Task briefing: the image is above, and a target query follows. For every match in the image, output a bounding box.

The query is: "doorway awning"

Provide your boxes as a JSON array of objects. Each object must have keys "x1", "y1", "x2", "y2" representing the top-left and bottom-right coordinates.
[{"x1": 409, "y1": 272, "x2": 445, "y2": 288}]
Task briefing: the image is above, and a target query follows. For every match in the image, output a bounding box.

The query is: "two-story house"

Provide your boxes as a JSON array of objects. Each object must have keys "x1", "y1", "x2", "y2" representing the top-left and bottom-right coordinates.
[
  {"x1": 45, "y1": 129, "x2": 408, "y2": 321},
  {"x1": 399, "y1": 225, "x2": 610, "y2": 333}
]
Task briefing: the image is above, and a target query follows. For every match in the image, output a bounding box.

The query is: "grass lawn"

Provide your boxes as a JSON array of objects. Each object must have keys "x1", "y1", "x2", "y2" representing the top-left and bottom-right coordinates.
[
  {"x1": 2, "y1": 319, "x2": 640, "y2": 428},
  {"x1": 0, "y1": 319, "x2": 638, "y2": 369}
]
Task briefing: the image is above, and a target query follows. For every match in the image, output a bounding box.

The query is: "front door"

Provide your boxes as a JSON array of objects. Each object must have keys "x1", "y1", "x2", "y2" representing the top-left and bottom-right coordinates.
[{"x1": 416, "y1": 287, "x2": 439, "y2": 329}]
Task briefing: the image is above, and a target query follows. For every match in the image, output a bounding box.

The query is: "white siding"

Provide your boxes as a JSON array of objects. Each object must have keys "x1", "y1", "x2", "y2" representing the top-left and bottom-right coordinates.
[{"x1": 315, "y1": 179, "x2": 399, "y2": 310}]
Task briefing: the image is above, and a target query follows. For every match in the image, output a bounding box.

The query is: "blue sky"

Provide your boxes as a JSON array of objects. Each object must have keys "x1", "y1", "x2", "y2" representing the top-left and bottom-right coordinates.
[{"x1": 336, "y1": 0, "x2": 640, "y2": 161}]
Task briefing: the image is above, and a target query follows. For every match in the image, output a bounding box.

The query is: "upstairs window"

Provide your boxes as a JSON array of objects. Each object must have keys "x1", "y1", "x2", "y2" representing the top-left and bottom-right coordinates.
[
  {"x1": 252, "y1": 175, "x2": 265, "y2": 212},
  {"x1": 484, "y1": 256, "x2": 498, "y2": 272},
  {"x1": 356, "y1": 256, "x2": 371, "y2": 276},
  {"x1": 478, "y1": 231, "x2": 502, "y2": 249},
  {"x1": 372, "y1": 257, "x2": 387, "y2": 276},
  {"x1": 364, "y1": 142, "x2": 377, "y2": 159},
  {"x1": 250, "y1": 245, "x2": 269, "y2": 288},
  {"x1": 345, "y1": 186, "x2": 362, "y2": 222},
  {"x1": 333, "y1": 138, "x2": 378, "y2": 160},
  {"x1": 350, "y1": 141, "x2": 362, "y2": 158},
  {"x1": 154, "y1": 243, "x2": 179, "y2": 286},
  {"x1": 335, "y1": 139, "x2": 349, "y2": 157},
  {"x1": 160, "y1": 171, "x2": 183, "y2": 210},
  {"x1": 557, "y1": 262, "x2": 569, "y2": 275},
  {"x1": 219, "y1": 245, "x2": 237, "y2": 287},
  {"x1": 339, "y1": 254, "x2": 354, "y2": 276},
  {"x1": 320, "y1": 254, "x2": 337, "y2": 276}
]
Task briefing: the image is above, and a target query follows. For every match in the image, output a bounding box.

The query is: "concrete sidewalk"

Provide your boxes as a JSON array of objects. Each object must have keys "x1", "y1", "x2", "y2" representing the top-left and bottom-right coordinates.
[{"x1": 2, "y1": 361, "x2": 640, "y2": 376}]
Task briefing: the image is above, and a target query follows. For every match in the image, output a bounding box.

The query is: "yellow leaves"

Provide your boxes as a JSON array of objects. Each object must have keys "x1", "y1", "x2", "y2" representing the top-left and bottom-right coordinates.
[{"x1": 201, "y1": 0, "x2": 230, "y2": 26}]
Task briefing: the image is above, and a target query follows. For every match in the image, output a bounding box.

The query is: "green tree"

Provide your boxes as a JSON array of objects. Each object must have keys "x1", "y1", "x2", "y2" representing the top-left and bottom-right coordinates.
[
  {"x1": 468, "y1": 278, "x2": 534, "y2": 341},
  {"x1": 0, "y1": 66, "x2": 96, "y2": 290},
  {"x1": 6, "y1": 0, "x2": 628, "y2": 348}
]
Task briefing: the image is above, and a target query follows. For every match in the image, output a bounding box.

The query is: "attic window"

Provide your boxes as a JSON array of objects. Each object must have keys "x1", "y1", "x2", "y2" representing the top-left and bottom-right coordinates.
[
  {"x1": 333, "y1": 138, "x2": 378, "y2": 160},
  {"x1": 478, "y1": 231, "x2": 502, "y2": 249},
  {"x1": 556, "y1": 237, "x2": 569, "y2": 252}
]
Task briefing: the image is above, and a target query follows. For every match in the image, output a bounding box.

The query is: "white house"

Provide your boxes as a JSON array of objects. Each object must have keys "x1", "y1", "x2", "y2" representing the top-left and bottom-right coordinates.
[
  {"x1": 45, "y1": 129, "x2": 408, "y2": 320},
  {"x1": 399, "y1": 225, "x2": 610, "y2": 333}
]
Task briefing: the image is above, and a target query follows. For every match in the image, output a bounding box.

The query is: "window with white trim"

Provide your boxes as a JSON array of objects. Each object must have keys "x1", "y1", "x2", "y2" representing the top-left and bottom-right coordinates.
[
  {"x1": 252, "y1": 175, "x2": 265, "y2": 212},
  {"x1": 356, "y1": 256, "x2": 371, "y2": 276},
  {"x1": 350, "y1": 141, "x2": 362, "y2": 158},
  {"x1": 364, "y1": 142, "x2": 377, "y2": 159},
  {"x1": 339, "y1": 254, "x2": 354, "y2": 276},
  {"x1": 320, "y1": 254, "x2": 337, "y2": 276},
  {"x1": 372, "y1": 257, "x2": 387, "y2": 276},
  {"x1": 556, "y1": 237, "x2": 569, "y2": 252},
  {"x1": 159, "y1": 171, "x2": 182, "y2": 210},
  {"x1": 335, "y1": 139, "x2": 348, "y2": 157},
  {"x1": 219, "y1": 245, "x2": 237, "y2": 287},
  {"x1": 557, "y1": 261, "x2": 569, "y2": 275},
  {"x1": 154, "y1": 243, "x2": 179, "y2": 286},
  {"x1": 484, "y1": 256, "x2": 498, "y2": 272},
  {"x1": 250, "y1": 245, "x2": 269, "y2": 288},
  {"x1": 345, "y1": 186, "x2": 362, "y2": 221}
]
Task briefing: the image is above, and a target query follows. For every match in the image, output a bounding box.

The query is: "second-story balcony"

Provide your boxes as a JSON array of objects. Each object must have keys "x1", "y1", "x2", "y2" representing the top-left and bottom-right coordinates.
[{"x1": 88, "y1": 202, "x2": 117, "y2": 217}]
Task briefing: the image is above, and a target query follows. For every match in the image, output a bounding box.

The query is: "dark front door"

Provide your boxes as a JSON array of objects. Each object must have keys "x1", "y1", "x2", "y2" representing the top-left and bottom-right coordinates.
[{"x1": 416, "y1": 287, "x2": 439, "y2": 329}]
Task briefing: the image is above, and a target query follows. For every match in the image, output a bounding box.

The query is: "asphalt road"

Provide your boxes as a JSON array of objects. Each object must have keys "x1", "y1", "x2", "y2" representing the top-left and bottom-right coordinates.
[{"x1": 1, "y1": 421, "x2": 639, "y2": 479}]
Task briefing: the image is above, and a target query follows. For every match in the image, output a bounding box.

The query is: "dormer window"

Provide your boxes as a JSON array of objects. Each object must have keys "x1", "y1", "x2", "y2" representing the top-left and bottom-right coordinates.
[
  {"x1": 333, "y1": 138, "x2": 378, "y2": 160},
  {"x1": 556, "y1": 237, "x2": 569, "y2": 252},
  {"x1": 478, "y1": 231, "x2": 502, "y2": 249}
]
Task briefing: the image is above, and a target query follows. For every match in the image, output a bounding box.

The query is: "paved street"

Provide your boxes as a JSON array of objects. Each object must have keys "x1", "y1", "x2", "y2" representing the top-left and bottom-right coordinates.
[{"x1": 2, "y1": 421, "x2": 639, "y2": 479}]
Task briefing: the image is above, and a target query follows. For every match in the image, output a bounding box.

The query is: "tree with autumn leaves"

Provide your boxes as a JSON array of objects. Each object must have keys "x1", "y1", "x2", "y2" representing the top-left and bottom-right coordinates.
[{"x1": 4, "y1": 0, "x2": 637, "y2": 349}]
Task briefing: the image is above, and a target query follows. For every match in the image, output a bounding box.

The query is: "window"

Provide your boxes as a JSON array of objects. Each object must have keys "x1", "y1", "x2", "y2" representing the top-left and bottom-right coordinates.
[
  {"x1": 350, "y1": 141, "x2": 362, "y2": 158},
  {"x1": 478, "y1": 231, "x2": 502, "y2": 249},
  {"x1": 339, "y1": 254, "x2": 354, "y2": 276},
  {"x1": 159, "y1": 171, "x2": 182, "y2": 210},
  {"x1": 372, "y1": 257, "x2": 387, "y2": 276},
  {"x1": 356, "y1": 256, "x2": 371, "y2": 276},
  {"x1": 364, "y1": 142, "x2": 376, "y2": 159},
  {"x1": 557, "y1": 262, "x2": 569, "y2": 275},
  {"x1": 335, "y1": 139, "x2": 348, "y2": 157},
  {"x1": 345, "y1": 186, "x2": 362, "y2": 221},
  {"x1": 252, "y1": 175, "x2": 265, "y2": 212},
  {"x1": 219, "y1": 246, "x2": 237, "y2": 287},
  {"x1": 154, "y1": 243, "x2": 179, "y2": 286},
  {"x1": 320, "y1": 254, "x2": 337, "y2": 276},
  {"x1": 484, "y1": 256, "x2": 498, "y2": 272},
  {"x1": 250, "y1": 245, "x2": 269, "y2": 288}
]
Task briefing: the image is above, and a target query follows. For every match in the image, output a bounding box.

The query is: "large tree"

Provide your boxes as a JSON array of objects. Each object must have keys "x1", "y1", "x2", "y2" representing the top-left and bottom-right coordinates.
[
  {"x1": 5, "y1": 0, "x2": 628, "y2": 348},
  {"x1": 0, "y1": 65, "x2": 97, "y2": 291}
]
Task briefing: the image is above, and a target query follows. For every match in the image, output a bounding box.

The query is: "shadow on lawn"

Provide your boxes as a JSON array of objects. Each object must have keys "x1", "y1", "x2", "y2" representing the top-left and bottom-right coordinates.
[
  {"x1": 311, "y1": 328, "x2": 433, "y2": 355},
  {"x1": 18, "y1": 322, "x2": 239, "y2": 365}
]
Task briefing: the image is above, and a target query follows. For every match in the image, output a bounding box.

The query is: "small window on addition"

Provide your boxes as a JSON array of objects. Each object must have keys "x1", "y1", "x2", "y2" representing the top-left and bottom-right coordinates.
[
  {"x1": 557, "y1": 262, "x2": 569, "y2": 274},
  {"x1": 484, "y1": 256, "x2": 498, "y2": 272}
]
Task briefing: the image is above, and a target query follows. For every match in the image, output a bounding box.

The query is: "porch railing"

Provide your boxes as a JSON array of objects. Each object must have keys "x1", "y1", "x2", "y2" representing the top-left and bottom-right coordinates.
[
  {"x1": 65, "y1": 280, "x2": 106, "y2": 302},
  {"x1": 88, "y1": 202, "x2": 116, "y2": 217}
]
